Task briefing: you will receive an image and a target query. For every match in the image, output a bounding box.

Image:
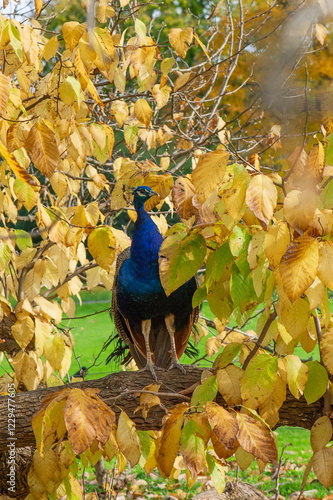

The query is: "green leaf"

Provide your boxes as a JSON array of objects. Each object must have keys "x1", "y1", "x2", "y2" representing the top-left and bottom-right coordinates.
[
  {"x1": 320, "y1": 178, "x2": 333, "y2": 209},
  {"x1": 230, "y1": 264, "x2": 256, "y2": 309},
  {"x1": 206, "y1": 242, "x2": 233, "y2": 287},
  {"x1": 0, "y1": 243, "x2": 11, "y2": 272},
  {"x1": 241, "y1": 353, "x2": 278, "y2": 408},
  {"x1": 206, "y1": 452, "x2": 226, "y2": 494},
  {"x1": 229, "y1": 226, "x2": 251, "y2": 278},
  {"x1": 207, "y1": 279, "x2": 232, "y2": 322},
  {"x1": 8, "y1": 23, "x2": 23, "y2": 62},
  {"x1": 15, "y1": 229, "x2": 33, "y2": 250},
  {"x1": 304, "y1": 361, "x2": 328, "y2": 404},
  {"x1": 192, "y1": 283, "x2": 207, "y2": 308},
  {"x1": 161, "y1": 57, "x2": 175, "y2": 75},
  {"x1": 191, "y1": 375, "x2": 218, "y2": 408},
  {"x1": 213, "y1": 343, "x2": 243, "y2": 370},
  {"x1": 180, "y1": 419, "x2": 207, "y2": 478},
  {"x1": 159, "y1": 231, "x2": 206, "y2": 296}
]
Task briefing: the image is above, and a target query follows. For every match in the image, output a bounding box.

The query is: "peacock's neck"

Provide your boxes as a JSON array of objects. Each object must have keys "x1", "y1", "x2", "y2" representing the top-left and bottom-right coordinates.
[{"x1": 130, "y1": 206, "x2": 163, "y2": 275}]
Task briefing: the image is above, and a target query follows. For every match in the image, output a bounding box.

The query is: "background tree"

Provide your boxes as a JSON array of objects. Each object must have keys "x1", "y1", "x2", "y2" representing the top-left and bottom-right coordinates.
[{"x1": 0, "y1": 0, "x2": 333, "y2": 498}]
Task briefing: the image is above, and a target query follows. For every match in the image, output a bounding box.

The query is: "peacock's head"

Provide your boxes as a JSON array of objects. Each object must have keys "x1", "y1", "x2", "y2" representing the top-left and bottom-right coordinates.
[{"x1": 133, "y1": 185, "x2": 159, "y2": 207}]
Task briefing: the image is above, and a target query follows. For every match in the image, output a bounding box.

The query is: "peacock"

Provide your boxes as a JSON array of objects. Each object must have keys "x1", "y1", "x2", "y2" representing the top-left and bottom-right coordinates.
[{"x1": 111, "y1": 185, "x2": 199, "y2": 379}]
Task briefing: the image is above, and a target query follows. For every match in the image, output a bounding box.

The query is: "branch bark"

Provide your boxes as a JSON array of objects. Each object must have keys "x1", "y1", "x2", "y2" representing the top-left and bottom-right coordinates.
[{"x1": 0, "y1": 365, "x2": 326, "y2": 453}]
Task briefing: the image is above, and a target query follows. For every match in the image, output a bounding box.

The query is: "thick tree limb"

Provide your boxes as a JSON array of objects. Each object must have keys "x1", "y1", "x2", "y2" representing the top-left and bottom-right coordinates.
[{"x1": 0, "y1": 365, "x2": 326, "y2": 453}]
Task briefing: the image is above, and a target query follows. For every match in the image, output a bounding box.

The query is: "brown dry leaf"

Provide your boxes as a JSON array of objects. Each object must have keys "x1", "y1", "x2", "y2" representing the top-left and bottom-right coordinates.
[
  {"x1": 64, "y1": 388, "x2": 100, "y2": 454},
  {"x1": 236, "y1": 413, "x2": 278, "y2": 465},
  {"x1": 156, "y1": 403, "x2": 188, "y2": 476},
  {"x1": 206, "y1": 402, "x2": 238, "y2": 450},
  {"x1": 279, "y1": 236, "x2": 318, "y2": 303},
  {"x1": 245, "y1": 174, "x2": 277, "y2": 228},
  {"x1": 172, "y1": 177, "x2": 197, "y2": 220}
]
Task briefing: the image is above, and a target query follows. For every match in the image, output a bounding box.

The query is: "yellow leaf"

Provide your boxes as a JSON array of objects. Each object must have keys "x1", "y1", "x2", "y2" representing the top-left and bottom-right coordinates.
[
  {"x1": 216, "y1": 365, "x2": 243, "y2": 406},
  {"x1": 315, "y1": 23, "x2": 327, "y2": 45},
  {"x1": 193, "y1": 32, "x2": 211, "y2": 62},
  {"x1": 35, "y1": 296, "x2": 62, "y2": 324},
  {"x1": 259, "y1": 376, "x2": 286, "y2": 420},
  {"x1": 283, "y1": 354, "x2": 308, "y2": 399},
  {"x1": 280, "y1": 298, "x2": 309, "y2": 339},
  {"x1": 264, "y1": 221, "x2": 290, "y2": 267},
  {"x1": 112, "y1": 99, "x2": 129, "y2": 127},
  {"x1": 174, "y1": 73, "x2": 191, "y2": 92},
  {"x1": 0, "y1": 74, "x2": 10, "y2": 115},
  {"x1": 320, "y1": 328, "x2": 333, "y2": 375},
  {"x1": 192, "y1": 149, "x2": 229, "y2": 204},
  {"x1": 245, "y1": 174, "x2": 277, "y2": 227},
  {"x1": 305, "y1": 276, "x2": 326, "y2": 310},
  {"x1": 284, "y1": 189, "x2": 317, "y2": 233},
  {"x1": 317, "y1": 240, "x2": 333, "y2": 291},
  {"x1": 152, "y1": 84, "x2": 171, "y2": 109},
  {"x1": 205, "y1": 337, "x2": 222, "y2": 358},
  {"x1": 308, "y1": 142, "x2": 325, "y2": 184},
  {"x1": 25, "y1": 121, "x2": 60, "y2": 179},
  {"x1": 43, "y1": 36, "x2": 59, "y2": 61},
  {"x1": 157, "y1": 403, "x2": 188, "y2": 476},
  {"x1": 12, "y1": 351, "x2": 43, "y2": 390},
  {"x1": 313, "y1": 446, "x2": 333, "y2": 490},
  {"x1": 0, "y1": 141, "x2": 39, "y2": 189},
  {"x1": 223, "y1": 171, "x2": 248, "y2": 222},
  {"x1": 235, "y1": 447, "x2": 255, "y2": 471},
  {"x1": 63, "y1": 22, "x2": 87, "y2": 50},
  {"x1": 116, "y1": 411, "x2": 141, "y2": 467},
  {"x1": 34, "y1": 0, "x2": 43, "y2": 16},
  {"x1": 311, "y1": 416, "x2": 332, "y2": 453},
  {"x1": 321, "y1": 84, "x2": 333, "y2": 135},
  {"x1": 88, "y1": 226, "x2": 116, "y2": 271},
  {"x1": 11, "y1": 316, "x2": 34, "y2": 350},
  {"x1": 134, "y1": 99, "x2": 153, "y2": 127},
  {"x1": 168, "y1": 28, "x2": 193, "y2": 58},
  {"x1": 236, "y1": 413, "x2": 278, "y2": 465},
  {"x1": 279, "y1": 236, "x2": 318, "y2": 303}
]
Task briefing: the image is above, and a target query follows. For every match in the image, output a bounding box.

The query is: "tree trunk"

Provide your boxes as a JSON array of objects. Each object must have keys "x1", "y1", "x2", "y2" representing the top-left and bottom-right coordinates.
[{"x1": 0, "y1": 365, "x2": 326, "y2": 453}]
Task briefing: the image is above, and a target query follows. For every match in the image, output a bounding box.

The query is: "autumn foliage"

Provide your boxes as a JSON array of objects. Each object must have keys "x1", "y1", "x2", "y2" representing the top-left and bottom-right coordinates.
[{"x1": 1, "y1": 0, "x2": 333, "y2": 497}]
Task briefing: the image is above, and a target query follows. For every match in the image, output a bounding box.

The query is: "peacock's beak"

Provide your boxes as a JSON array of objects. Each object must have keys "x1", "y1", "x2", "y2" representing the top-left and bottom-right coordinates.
[{"x1": 149, "y1": 190, "x2": 159, "y2": 198}]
